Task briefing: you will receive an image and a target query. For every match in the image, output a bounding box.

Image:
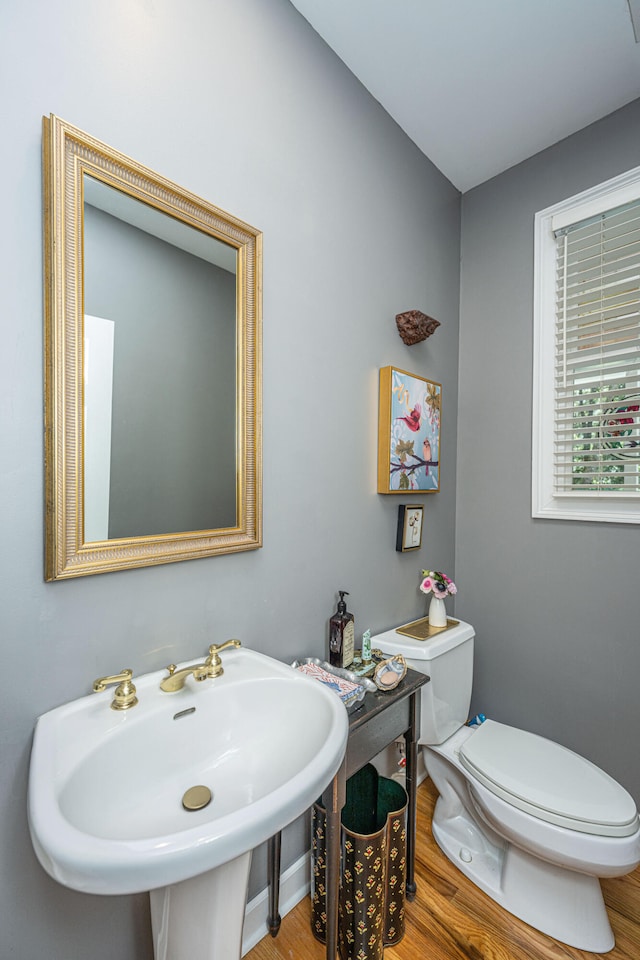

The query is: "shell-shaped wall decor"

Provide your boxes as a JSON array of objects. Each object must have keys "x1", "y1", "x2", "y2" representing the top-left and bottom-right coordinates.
[{"x1": 395, "y1": 309, "x2": 440, "y2": 345}]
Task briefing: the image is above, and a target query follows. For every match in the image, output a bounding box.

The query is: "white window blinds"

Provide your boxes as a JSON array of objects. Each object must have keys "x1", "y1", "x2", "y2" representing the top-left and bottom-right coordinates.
[{"x1": 553, "y1": 199, "x2": 640, "y2": 496}]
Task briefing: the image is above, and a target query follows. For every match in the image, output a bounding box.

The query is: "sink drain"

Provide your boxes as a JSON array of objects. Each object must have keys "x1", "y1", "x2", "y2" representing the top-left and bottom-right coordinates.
[{"x1": 182, "y1": 785, "x2": 212, "y2": 811}]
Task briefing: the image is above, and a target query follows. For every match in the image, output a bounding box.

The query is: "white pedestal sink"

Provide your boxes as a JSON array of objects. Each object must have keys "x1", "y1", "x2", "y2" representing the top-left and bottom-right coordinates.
[
  {"x1": 149, "y1": 853, "x2": 252, "y2": 960},
  {"x1": 28, "y1": 647, "x2": 348, "y2": 960}
]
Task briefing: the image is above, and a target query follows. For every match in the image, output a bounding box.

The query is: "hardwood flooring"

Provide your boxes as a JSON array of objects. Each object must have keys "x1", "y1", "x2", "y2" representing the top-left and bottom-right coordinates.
[{"x1": 246, "y1": 777, "x2": 640, "y2": 960}]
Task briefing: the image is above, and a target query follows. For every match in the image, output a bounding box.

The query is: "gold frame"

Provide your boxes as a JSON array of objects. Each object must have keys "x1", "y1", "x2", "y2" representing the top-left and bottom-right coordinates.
[
  {"x1": 377, "y1": 366, "x2": 441, "y2": 495},
  {"x1": 43, "y1": 114, "x2": 262, "y2": 579}
]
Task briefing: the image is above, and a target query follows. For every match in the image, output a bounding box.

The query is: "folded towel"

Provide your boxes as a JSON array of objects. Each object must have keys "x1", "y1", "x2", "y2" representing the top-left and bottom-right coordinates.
[{"x1": 296, "y1": 662, "x2": 364, "y2": 703}]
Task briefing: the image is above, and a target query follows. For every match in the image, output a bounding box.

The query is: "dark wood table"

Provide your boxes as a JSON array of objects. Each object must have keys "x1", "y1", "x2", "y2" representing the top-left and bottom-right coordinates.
[{"x1": 267, "y1": 668, "x2": 428, "y2": 959}]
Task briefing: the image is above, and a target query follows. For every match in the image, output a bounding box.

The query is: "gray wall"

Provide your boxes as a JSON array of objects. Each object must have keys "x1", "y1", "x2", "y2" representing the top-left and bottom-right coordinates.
[
  {"x1": 0, "y1": 0, "x2": 460, "y2": 957},
  {"x1": 457, "y1": 97, "x2": 640, "y2": 805}
]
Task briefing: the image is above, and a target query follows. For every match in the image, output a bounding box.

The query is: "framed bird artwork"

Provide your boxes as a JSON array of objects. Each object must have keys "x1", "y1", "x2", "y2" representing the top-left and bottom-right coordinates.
[{"x1": 377, "y1": 366, "x2": 441, "y2": 494}]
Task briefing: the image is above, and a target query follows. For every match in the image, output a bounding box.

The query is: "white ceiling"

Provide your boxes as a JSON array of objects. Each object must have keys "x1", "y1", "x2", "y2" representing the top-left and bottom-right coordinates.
[{"x1": 288, "y1": 0, "x2": 640, "y2": 192}]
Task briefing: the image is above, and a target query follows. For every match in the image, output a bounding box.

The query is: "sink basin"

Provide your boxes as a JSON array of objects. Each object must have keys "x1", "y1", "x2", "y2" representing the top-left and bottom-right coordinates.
[{"x1": 28, "y1": 646, "x2": 348, "y2": 897}]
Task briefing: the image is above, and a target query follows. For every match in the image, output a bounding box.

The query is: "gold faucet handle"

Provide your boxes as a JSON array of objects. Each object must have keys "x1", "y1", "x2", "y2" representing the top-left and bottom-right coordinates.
[
  {"x1": 92, "y1": 668, "x2": 138, "y2": 711},
  {"x1": 208, "y1": 638, "x2": 242, "y2": 655},
  {"x1": 206, "y1": 639, "x2": 242, "y2": 676},
  {"x1": 207, "y1": 639, "x2": 242, "y2": 661}
]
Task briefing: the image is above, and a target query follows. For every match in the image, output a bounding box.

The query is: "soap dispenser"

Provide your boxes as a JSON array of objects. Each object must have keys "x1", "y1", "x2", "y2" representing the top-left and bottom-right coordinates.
[{"x1": 329, "y1": 590, "x2": 355, "y2": 669}]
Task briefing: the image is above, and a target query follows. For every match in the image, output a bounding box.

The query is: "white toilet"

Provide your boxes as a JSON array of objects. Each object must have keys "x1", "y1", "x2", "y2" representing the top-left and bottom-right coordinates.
[{"x1": 371, "y1": 618, "x2": 640, "y2": 953}]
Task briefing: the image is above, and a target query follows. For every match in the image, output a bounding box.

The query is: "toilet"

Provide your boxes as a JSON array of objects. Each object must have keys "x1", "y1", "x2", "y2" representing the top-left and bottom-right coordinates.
[{"x1": 370, "y1": 618, "x2": 640, "y2": 953}]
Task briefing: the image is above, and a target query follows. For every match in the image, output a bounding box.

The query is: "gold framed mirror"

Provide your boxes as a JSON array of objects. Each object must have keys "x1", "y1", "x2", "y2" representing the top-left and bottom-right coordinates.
[{"x1": 43, "y1": 114, "x2": 262, "y2": 580}]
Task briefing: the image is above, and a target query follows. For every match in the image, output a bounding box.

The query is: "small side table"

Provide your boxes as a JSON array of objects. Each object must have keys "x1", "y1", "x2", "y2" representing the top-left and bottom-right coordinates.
[{"x1": 267, "y1": 668, "x2": 428, "y2": 959}]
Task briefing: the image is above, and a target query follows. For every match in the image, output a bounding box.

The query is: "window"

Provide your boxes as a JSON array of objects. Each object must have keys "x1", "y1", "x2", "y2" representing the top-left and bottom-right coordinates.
[{"x1": 533, "y1": 166, "x2": 640, "y2": 523}]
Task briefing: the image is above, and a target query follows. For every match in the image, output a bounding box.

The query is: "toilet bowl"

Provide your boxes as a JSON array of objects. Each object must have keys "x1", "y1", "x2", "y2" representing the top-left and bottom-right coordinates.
[{"x1": 370, "y1": 619, "x2": 640, "y2": 953}]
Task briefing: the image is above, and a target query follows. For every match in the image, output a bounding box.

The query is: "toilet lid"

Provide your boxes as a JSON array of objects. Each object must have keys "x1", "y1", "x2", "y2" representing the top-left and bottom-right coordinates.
[{"x1": 459, "y1": 720, "x2": 639, "y2": 838}]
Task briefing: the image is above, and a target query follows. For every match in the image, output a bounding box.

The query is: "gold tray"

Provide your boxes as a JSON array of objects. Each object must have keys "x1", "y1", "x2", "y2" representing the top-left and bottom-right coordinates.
[{"x1": 395, "y1": 616, "x2": 459, "y2": 641}]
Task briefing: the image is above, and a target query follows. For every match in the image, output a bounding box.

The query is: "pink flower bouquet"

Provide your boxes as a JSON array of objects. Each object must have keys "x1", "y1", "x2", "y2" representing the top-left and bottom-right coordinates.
[{"x1": 419, "y1": 569, "x2": 457, "y2": 598}]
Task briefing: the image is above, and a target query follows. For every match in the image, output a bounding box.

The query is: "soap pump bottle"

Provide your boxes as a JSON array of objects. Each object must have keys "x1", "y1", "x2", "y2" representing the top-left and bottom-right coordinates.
[{"x1": 329, "y1": 590, "x2": 355, "y2": 669}]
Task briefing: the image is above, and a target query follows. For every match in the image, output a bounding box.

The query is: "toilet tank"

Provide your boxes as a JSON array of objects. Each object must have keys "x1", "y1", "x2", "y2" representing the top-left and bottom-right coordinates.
[{"x1": 370, "y1": 619, "x2": 475, "y2": 744}]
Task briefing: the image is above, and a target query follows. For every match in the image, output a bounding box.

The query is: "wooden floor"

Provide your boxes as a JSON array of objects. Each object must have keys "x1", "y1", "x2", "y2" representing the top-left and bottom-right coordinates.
[{"x1": 246, "y1": 777, "x2": 640, "y2": 960}]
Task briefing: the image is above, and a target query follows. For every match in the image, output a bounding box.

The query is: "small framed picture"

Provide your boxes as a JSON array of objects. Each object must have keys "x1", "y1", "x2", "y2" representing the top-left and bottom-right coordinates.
[{"x1": 396, "y1": 504, "x2": 424, "y2": 552}]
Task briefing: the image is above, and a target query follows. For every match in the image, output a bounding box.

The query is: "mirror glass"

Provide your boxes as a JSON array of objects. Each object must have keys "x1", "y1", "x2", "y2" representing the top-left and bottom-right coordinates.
[
  {"x1": 83, "y1": 176, "x2": 238, "y2": 540},
  {"x1": 43, "y1": 115, "x2": 262, "y2": 579}
]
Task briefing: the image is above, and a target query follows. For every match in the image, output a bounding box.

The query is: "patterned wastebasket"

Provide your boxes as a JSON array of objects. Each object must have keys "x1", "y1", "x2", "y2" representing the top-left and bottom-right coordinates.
[{"x1": 311, "y1": 764, "x2": 407, "y2": 960}]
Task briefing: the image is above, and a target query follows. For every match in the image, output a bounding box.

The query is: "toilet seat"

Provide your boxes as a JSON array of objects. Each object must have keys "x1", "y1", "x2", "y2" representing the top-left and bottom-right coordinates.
[{"x1": 459, "y1": 719, "x2": 639, "y2": 838}]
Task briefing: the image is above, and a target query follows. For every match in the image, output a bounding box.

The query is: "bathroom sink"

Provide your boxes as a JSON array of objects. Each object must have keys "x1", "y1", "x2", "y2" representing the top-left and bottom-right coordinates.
[{"x1": 28, "y1": 646, "x2": 348, "y2": 896}]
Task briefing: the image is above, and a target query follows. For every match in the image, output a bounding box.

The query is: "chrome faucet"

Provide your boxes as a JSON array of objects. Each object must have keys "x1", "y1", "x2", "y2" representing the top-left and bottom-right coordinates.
[{"x1": 160, "y1": 639, "x2": 241, "y2": 692}]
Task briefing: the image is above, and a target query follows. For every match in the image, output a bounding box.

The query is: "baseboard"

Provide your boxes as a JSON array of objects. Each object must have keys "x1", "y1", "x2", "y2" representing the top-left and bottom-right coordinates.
[{"x1": 242, "y1": 850, "x2": 311, "y2": 956}]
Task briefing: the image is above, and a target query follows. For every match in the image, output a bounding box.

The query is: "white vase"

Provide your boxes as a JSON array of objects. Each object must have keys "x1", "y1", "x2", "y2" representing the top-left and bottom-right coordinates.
[{"x1": 428, "y1": 595, "x2": 447, "y2": 628}]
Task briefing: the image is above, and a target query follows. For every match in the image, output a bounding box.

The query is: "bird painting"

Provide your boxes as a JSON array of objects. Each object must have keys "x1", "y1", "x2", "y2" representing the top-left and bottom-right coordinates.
[
  {"x1": 423, "y1": 437, "x2": 432, "y2": 479},
  {"x1": 395, "y1": 403, "x2": 422, "y2": 432},
  {"x1": 384, "y1": 368, "x2": 441, "y2": 494}
]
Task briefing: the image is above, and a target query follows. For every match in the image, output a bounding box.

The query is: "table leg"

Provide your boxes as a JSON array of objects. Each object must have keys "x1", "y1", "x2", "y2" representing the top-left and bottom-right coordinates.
[
  {"x1": 404, "y1": 692, "x2": 419, "y2": 901},
  {"x1": 267, "y1": 832, "x2": 282, "y2": 936},
  {"x1": 322, "y1": 756, "x2": 346, "y2": 960}
]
